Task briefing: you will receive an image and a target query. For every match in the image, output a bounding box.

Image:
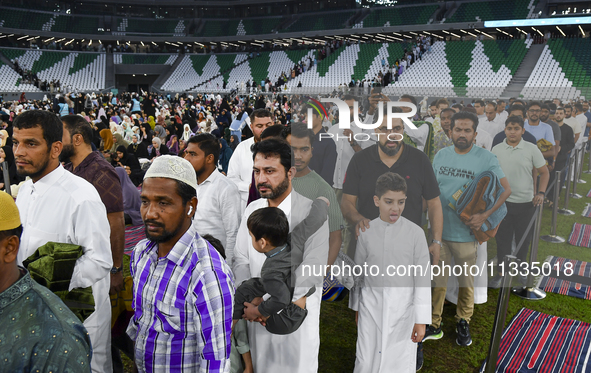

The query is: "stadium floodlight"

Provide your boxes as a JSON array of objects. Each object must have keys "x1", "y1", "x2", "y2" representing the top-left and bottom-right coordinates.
[
  {"x1": 17, "y1": 35, "x2": 29, "y2": 40},
  {"x1": 56, "y1": 38, "x2": 66, "y2": 43},
  {"x1": 140, "y1": 41, "x2": 144, "y2": 46},
  {"x1": 26, "y1": 37, "x2": 35, "y2": 41},
  {"x1": 392, "y1": 32, "x2": 402, "y2": 36},
  {"x1": 64, "y1": 39, "x2": 75, "y2": 46},
  {"x1": 515, "y1": 27, "x2": 527, "y2": 35},
  {"x1": 556, "y1": 26, "x2": 566, "y2": 36},
  {"x1": 81, "y1": 39, "x2": 85, "y2": 43},
  {"x1": 151, "y1": 42, "x2": 157, "y2": 46},
  {"x1": 0, "y1": 36, "x2": 6, "y2": 39},
  {"x1": 7, "y1": 34, "x2": 14, "y2": 37},
  {"x1": 531, "y1": 27, "x2": 543, "y2": 36},
  {"x1": 409, "y1": 31, "x2": 418, "y2": 35},
  {"x1": 495, "y1": 28, "x2": 513, "y2": 37},
  {"x1": 441, "y1": 30, "x2": 449, "y2": 34},
  {"x1": 117, "y1": 40, "x2": 119, "y2": 45},
  {"x1": 98, "y1": 40, "x2": 102, "y2": 44},
  {"x1": 44, "y1": 37, "x2": 54, "y2": 43},
  {"x1": 579, "y1": 25, "x2": 586, "y2": 36},
  {"x1": 89, "y1": 40, "x2": 92, "y2": 45}
]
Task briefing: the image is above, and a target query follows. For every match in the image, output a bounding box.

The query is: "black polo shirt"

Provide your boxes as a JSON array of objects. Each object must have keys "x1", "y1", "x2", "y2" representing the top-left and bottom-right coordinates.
[{"x1": 343, "y1": 143, "x2": 440, "y2": 226}]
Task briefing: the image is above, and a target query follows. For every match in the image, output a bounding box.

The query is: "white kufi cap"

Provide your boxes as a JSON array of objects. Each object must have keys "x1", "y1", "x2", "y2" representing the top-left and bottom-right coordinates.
[{"x1": 144, "y1": 155, "x2": 197, "y2": 190}]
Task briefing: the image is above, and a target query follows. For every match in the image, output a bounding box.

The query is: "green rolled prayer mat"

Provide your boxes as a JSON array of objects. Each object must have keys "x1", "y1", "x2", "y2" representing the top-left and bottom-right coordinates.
[{"x1": 23, "y1": 241, "x2": 95, "y2": 322}]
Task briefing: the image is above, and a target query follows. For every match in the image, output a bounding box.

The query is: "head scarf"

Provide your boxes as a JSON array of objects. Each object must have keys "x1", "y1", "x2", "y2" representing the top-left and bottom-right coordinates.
[
  {"x1": 112, "y1": 133, "x2": 129, "y2": 152},
  {"x1": 182, "y1": 124, "x2": 194, "y2": 142},
  {"x1": 229, "y1": 134, "x2": 239, "y2": 151},
  {"x1": 167, "y1": 135, "x2": 179, "y2": 155},
  {"x1": 154, "y1": 125, "x2": 166, "y2": 141},
  {"x1": 114, "y1": 167, "x2": 143, "y2": 226},
  {"x1": 147, "y1": 116, "x2": 156, "y2": 130},
  {"x1": 0, "y1": 129, "x2": 8, "y2": 147},
  {"x1": 152, "y1": 137, "x2": 162, "y2": 156},
  {"x1": 100, "y1": 129, "x2": 113, "y2": 150}
]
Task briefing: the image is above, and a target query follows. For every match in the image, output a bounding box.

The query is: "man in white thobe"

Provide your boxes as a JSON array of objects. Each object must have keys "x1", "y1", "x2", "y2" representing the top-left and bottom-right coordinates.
[
  {"x1": 233, "y1": 138, "x2": 329, "y2": 373},
  {"x1": 227, "y1": 109, "x2": 274, "y2": 210},
  {"x1": 13, "y1": 110, "x2": 113, "y2": 373}
]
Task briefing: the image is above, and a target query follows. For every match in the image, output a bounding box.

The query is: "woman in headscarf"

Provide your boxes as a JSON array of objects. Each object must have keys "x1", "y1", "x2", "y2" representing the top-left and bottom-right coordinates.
[
  {"x1": 114, "y1": 145, "x2": 143, "y2": 186},
  {"x1": 229, "y1": 134, "x2": 239, "y2": 151},
  {"x1": 217, "y1": 139, "x2": 233, "y2": 176},
  {"x1": 114, "y1": 167, "x2": 143, "y2": 226},
  {"x1": 147, "y1": 137, "x2": 169, "y2": 160},
  {"x1": 147, "y1": 115, "x2": 156, "y2": 130},
  {"x1": 166, "y1": 134, "x2": 179, "y2": 155},
  {"x1": 153, "y1": 124, "x2": 167, "y2": 143},
  {"x1": 0, "y1": 145, "x2": 21, "y2": 189},
  {"x1": 0, "y1": 129, "x2": 9, "y2": 147},
  {"x1": 127, "y1": 134, "x2": 149, "y2": 160},
  {"x1": 110, "y1": 133, "x2": 129, "y2": 154},
  {"x1": 182, "y1": 124, "x2": 194, "y2": 142},
  {"x1": 100, "y1": 128, "x2": 114, "y2": 152}
]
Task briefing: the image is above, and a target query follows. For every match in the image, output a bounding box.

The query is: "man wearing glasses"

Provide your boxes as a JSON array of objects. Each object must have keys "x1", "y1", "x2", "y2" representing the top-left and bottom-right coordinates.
[{"x1": 524, "y1": 101, "x2": 556, "y2": 160}]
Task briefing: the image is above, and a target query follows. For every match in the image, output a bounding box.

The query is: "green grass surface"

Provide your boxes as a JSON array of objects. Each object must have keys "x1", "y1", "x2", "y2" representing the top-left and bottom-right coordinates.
[{"x1": 319, "y1": 151, "x2": 591, "y2": 372}]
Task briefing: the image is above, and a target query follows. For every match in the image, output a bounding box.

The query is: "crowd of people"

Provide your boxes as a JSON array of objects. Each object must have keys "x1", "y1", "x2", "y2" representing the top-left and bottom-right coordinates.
[{"x1": 0, "y1": 87, "x2": 589, "y2": 373}]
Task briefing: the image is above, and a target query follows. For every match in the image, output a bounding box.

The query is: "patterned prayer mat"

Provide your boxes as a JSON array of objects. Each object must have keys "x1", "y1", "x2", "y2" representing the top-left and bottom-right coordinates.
[
  {"x1": 484, "y1": 308, "x2": 591, "y2": 372},
  {"x1": 583, "y1": 204, "x2": 591, "y2": 218},
  {"x1": 568, "y1": 223, "x2": 591, "y2": 248},
  {"x1": 536, "y1": 256, "x2": 591, "y2": 301},
  {"x1": 124, "y1": 225, "x2": 146, "y2": 255}
]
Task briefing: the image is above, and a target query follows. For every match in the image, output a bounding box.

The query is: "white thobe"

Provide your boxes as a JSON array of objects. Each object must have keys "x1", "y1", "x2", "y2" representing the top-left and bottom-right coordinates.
[
  {"x1": 478, "y1": 117, "x2": 504, "y2": 138},
  {"x1": 349, "y1": 217, "x2": 431, "y2": 373},
  {"x1": 16, "y1": 164, "x2": 113, "y2": 373},
  {"x1": 475, "y1": 130, "x2": 494, "y2": 151},
  {"x1": 328, "y1": 122, "x2": 372, "y2": 189},
  {"x1": 227, "y1": 136, "x2": 255, "y2": 211},
  {"x1": 232, "y1": 190, "x2": 329, "y2": 373},
  {"x1": 193, "y1": 169, "x2": 242, "y2": 265},
  {"x1": 496, "y1": 110, "x2": 508, "y2": 124}
]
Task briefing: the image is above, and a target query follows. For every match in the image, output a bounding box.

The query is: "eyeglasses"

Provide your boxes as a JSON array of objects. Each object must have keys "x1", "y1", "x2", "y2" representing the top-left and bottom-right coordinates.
[{"x1": 528, "y1": 109, "x2": 541, "y2": 113}]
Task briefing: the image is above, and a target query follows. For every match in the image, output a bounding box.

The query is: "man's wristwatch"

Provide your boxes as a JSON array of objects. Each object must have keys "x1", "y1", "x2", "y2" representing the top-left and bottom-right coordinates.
[
  {"x1": 431, "y1": 239, "x2": 442, "y2": 246},
  {"x1": 110, "y1": 266, "x2": 123, "y2": 275}
]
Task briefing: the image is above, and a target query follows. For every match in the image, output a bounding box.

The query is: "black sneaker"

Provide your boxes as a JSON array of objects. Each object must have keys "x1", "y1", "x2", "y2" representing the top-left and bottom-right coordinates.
[
  {"x1": 456, "y1": 319, "x2": 472, "y2": 346},
  {"x1": 423, "y1": 324, "x2": 444, "y2": 341},
  {"x1": 416, "y1": 342, "x2": 423, "y2": 371}
]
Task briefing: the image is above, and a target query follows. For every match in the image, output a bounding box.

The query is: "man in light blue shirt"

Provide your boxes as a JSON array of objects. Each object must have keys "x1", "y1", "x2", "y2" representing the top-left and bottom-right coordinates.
[{"x1": 524, "y1": 101, "x2": 555, "y2": 160}]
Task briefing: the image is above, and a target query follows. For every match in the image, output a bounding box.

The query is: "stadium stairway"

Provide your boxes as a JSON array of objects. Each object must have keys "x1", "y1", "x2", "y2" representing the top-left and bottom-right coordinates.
[
  {"x1": 105, "y1": 51, "x2": 115, "y2": 89},
  {"x1": 152, "y1": 54, "x2": 183, "y2": 91},
  {"x1": 502, "y1": 42, "x2": 545, "y2": 98}
]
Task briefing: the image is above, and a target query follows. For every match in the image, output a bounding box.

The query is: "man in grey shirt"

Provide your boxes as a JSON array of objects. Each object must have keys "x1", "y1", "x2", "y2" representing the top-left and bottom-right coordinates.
[{"x1": 541, "y1": 104, "x2": 561, "y2": 169}]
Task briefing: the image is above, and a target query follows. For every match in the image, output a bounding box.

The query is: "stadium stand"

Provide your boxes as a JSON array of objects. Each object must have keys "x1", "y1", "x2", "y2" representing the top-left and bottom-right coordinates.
[
  {"x1": 281, "y1": 11, "x2": 356, "y2": 33},
  {"x1": 446, "y1": 0, "x2": 538, "y2": 23},
  {"x1": 50, "y1": 14, "x2": 102, "y2": 34},
  {"x1": 522, "y1": 38, "x2": 591, "y2": 100},
  {"x1": 356, "y1": 5, "x2": 439, "y2": 28},
  {"x1": 196, "y1": 19, "x2": 242, "y2": 37},
  {"x1": 113, "y1": 53, "x2": 178, "y2": 65},
  {"x1": 0, "y1": 48, "x2": 105, "y2": 91},
  {"x1": 239, "y1": 18, "x2": 284, "y2": 36},
  {"x1": 113, "y1": 18, "x2": 186, "y2": 36}
]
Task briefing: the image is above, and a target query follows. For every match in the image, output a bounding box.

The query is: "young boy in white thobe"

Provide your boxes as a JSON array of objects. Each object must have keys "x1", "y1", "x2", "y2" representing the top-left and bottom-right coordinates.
[{"x1": 350, "y1": 172, "x2": 432, "y2": 373}]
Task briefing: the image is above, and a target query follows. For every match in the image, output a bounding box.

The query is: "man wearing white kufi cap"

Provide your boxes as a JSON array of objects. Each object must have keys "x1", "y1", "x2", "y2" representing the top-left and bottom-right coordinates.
[{"x1": 127, "y1": 155, "x2": 235, "y2": 373}]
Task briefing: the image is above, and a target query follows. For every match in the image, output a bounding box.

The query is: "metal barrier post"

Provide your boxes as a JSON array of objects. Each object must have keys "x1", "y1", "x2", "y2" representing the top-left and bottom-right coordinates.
[
  {"x1": 578, "y1": 145, "x2": 587, "y2": 183},
  {"x1": 584, "y1": 138, "x2": 591, "y2": 174},
  {"x1": 571, "y1": 149, "x2": 582, "y2": 199},
  {"x1": 558, "y1": 156, "x2": 575, "y2": 215},
  {"x1": 483, "y1": 255, "x2": 517, "y2": 373},
  {"x1": 513, "y1": 204, "x2": 547, "y2": 300},
  {"x1": 541, "y1": 172, "x2": 565, "y2": 243},
  {"x1": 2, "y1": 161, "x2": 10, "y2": 195}
]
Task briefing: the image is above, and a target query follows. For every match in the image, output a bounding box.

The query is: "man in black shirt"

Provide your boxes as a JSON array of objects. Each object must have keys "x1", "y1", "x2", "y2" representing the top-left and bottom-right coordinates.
[
  {"x1": 552, "y1": 107, "x2": 575, "y2": 189},
  {"x1": 341, "y1": 107, "x2": 443, "y2": 264}
]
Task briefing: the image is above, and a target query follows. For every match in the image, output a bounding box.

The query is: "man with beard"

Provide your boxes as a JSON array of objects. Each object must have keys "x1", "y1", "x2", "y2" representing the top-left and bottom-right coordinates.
[
  {"x1": 524, "y1": 102, "x2": 555, "y2": 159},
  {"x1": 290, "y1": 122, "x2": 343, "y2": 266},
  {"x1": 13, "y1": 110, "x2": 113, "y2": 372},
  {"x1": 228, "y1": 109, "x2": 274, "y2": 210},
  {"x1": 233, "y1": 138, "x2": 329, "y2": 373},
  {"x1": 563, "y1": 105, "x2": 582, "y2": 145},
  {"x1": 433, "y1": 108, "x2": 455, "y2": 154},
  {"x1": 183, "y1": 133, "x2": 242, "y2": 265},
  {"x1": 128, "y1": 155, "x2": 234, "y2": 373},
  {"x1": 60, "y1": 115, "x2": 129, "y2": 373},
  {"x1": 431, "y1": 111, "x2": 511, "y2": 347},
  {"x1": 540, "y1": 104, "x2": 561, "y2": 164}
]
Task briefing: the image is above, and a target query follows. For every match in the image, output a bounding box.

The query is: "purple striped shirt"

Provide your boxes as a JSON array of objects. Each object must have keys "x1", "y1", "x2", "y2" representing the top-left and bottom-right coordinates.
[{"x1": 127, "y1": 223, "x2": 235, "y2": 373}]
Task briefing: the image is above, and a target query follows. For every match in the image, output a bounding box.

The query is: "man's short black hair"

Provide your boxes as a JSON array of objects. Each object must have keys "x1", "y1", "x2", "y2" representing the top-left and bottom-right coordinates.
[
  {"x1": 555, "y1": 107, "x2": 565, "y2": 114},
  {"x1": 291, "y1": 122, "x2": 315, "y2": 145},
  {"x1": 61, "y1": 115, "x2": 93, "y2": 145},
  {"x1": 247, "y1": 207, "x2": 289, "y2": 247},
  {"x1": 251, "y1": 137, "x2": 293, "y2": 174},
  {"x1": 474, "y1": 100, "x2": 485, "y2": 107},
  {"x1": 176, "y1": 180, "x2": 196, "y2": 206},
  {"x1": 375, "y1": 172, "x2": 407, "y2": 198},
  {"x1": 343, "y1": 94, "x2": 358, "y2": 102},
  {"x1": 540, "y1": 104, "x2": 550, "y2": 111},
  {"x1": 450, "y1": 111, "x2": 478, "y2": 132},
  {"x1": 202, "y1": 234, "x2": 225, "y2": 259},
  {"x1": 508, "y1": 104, "x2": 527, "y2": 118},
  {"x1": 400, "y1": 94, "x2": 417, "y2": 108},
  {"x1": 187, "y1": 133, "x2": 220, "y2": 164},
  {"x1": 261, "y1": 125, "x2": 285, "y2": 140},
  {"x1": 575, "y1": 103, "x2": 584, "y2": 112},
  {"x1": 440, "y1": 108, "x2": 455, "y2": 117},
  {"x1": 485, "y1": 101, "x2": 497, "y2": 109},
  {"x1": 505, "y1": 115, "x2": 524, "y2": 128},
  {"x1": 13, "y1": 110, "x2": 63, "y2": 148},
  {"x1": 0, "y1": 225, "x2": 23, "y2": 241},
  {"x1": 281, "y1": 123, "x2": 291, "y2": 140},
  {"x1": 250, "y1": 108, "x2": 274, "y2": 122},
  {"x1": 527, "y1": 101, "x2": 542, "y2": 110}
]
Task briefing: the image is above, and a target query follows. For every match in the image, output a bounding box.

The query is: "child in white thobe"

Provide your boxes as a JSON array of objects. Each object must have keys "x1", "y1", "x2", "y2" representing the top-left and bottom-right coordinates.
[{"x1": 350, "y1": 172, "x2": 431, "y2": 373}]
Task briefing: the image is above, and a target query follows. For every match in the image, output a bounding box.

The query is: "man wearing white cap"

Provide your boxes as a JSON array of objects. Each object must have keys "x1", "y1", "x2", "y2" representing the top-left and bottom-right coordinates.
[{"x1": 127, "y1": 155, "x2": 235, "y2": 373}]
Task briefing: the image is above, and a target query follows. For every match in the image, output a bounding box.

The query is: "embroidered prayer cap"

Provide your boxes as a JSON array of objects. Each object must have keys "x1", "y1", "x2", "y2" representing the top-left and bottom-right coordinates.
[
  {"x1": 0, "y1": 191, "x2": 20, "y2": 231},
  {"x1": 144, "y1": 155, "x2": 198, "y2": 190}
]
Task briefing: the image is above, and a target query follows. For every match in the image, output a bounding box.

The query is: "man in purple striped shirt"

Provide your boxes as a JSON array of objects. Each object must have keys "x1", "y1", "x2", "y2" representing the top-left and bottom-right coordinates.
[{"x1": 127, "y1": 155, "x2": 235, "y2": 373}]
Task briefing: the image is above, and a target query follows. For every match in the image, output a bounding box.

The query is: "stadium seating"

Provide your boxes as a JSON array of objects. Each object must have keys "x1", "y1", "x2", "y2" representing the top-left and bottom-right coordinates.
[
  {"x1": 446, "y1": 0, "x2": 538, "y2": 23},
  {"x1": 196, "y1": 19, "x2": 242, "y2": 37},
  {"x1": 114, "y1": 18, "x2": 186, "y2": 36},
  {"x1": 114, "y1": 53, "x2": 178, "y2": 65},
  {"x1": 161, "y1": 53, "x2": 248, "y2": 91},
  {"x1": 281, "y1": 11, "x2": 355, "y2": 33},
  {"x1": 357, "y1": 5, "x2": 438, "y2": 28},
  {"x1": 522, "y1": 38, "x2": 590, "y2": 100},
  {"x1": 51, "y1": 14, "x2": 101, "y2": 34},
  {"x1": 0, "y1": 48, "x2": 105, "y2": 91}
]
